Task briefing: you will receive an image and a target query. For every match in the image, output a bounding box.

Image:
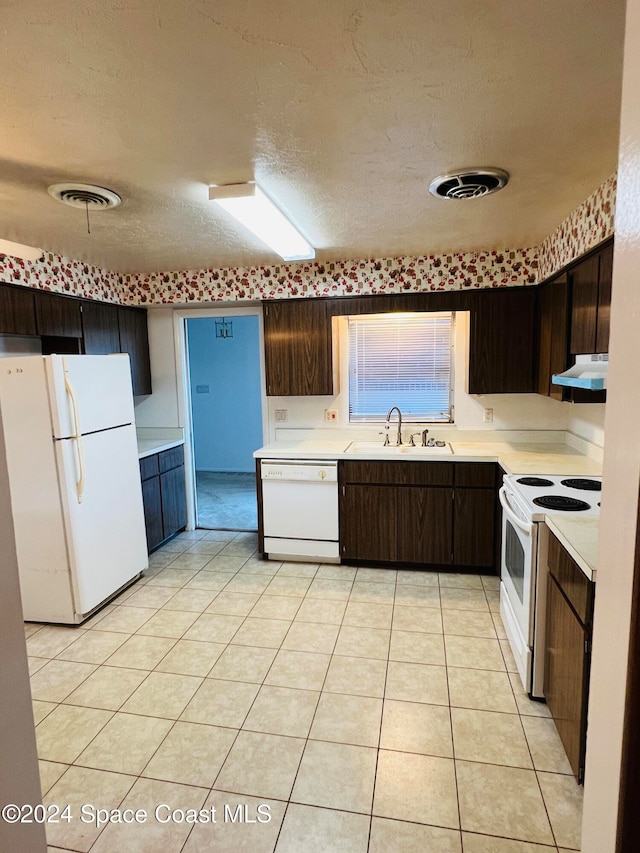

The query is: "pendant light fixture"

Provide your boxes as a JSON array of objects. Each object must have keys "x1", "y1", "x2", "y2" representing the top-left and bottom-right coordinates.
[{"x1": 209, "y1": 182, "x2": 315, "y2": 262}]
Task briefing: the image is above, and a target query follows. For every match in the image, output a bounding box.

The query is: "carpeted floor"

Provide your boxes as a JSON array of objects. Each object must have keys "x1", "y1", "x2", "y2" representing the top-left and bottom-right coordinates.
[{"x1": 196, "y1": 471, "x2": 258, "y2": 531}]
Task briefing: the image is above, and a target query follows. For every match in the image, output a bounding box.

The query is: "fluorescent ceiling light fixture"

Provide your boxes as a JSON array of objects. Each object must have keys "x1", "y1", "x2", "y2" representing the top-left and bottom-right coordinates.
[
  {"x1": 209, "y1": 183, "x2": 315, "y2": 262},
  {"x1": 0, "y1": 239, "x2": 43, "y2": 262}
]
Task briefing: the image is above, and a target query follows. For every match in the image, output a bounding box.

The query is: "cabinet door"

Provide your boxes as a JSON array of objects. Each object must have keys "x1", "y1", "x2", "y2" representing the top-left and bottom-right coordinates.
[
  {"x1": 340, "y1": 484, "x2": 396, "y2": 562},
  {"x1": 544, "y1": 575, "x2": 589, "y2": 781},
  {"x1": 82, "y1": 301, "x2": 120, "y2": 354},
  {"x1": 595, "y1": 242, "x2": 613, "y2": 354},
  {"x1": 453, "y1": 488, "x2": 496, "y2": 568},
  {"x1": 397, "y1": 487, "x2": 453, "y2": 565},
  {"x1": 468, "y1": 288, "x2": 537, "y2": 393},
  {"x1": 0, "y1": 284, "x2": 36, "y2": 335},
  {"x1": 160, "y1": 465, "x2": 187, "y2": 539},
  {"x1": 35, "y1": 291, "x2": 82, "y2": 337},
  {"x1": 263, "y1": 299, "x2": 333, "y2": 396},
  {"x1": 118, "y1": 307, "x2": 152, "y2": 396},
  {"x1": 141, "y1": 476, "x2": 164, "y2": 552},
  {"x1": 537, "y1": 276, "x2": 569, "y2": 399},
  {"x1": 569, "y1": 254, "x2": 600, "y2": 355}
]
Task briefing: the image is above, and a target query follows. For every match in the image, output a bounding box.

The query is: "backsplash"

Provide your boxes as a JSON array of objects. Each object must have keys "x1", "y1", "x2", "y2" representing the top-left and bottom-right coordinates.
[{"x1": 0, "y1": 174, "x2": 617, "y2": 305}]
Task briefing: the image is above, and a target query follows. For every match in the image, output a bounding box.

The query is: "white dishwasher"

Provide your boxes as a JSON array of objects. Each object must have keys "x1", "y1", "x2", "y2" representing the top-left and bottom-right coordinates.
[{"x1": 261, "y1": 459, "x2": 340, "y2": 562}]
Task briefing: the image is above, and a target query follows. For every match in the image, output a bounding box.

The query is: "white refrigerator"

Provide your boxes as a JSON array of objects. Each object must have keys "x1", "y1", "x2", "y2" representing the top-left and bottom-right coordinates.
[{"x1": 0, "y1": 354, "x2": 148, "y2": 624}]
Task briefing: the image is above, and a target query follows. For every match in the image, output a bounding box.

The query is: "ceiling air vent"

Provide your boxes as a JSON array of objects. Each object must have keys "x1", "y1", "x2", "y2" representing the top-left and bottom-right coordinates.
[
  {"x1": 429, "y1": 168, "x2": 509, "y2": 200},
  {"x1": 47, "y1": 183, "x2": 122, "y2": 210}
]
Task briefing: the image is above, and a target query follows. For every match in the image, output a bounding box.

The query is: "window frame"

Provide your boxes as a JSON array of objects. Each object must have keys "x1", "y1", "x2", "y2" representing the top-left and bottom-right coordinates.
[{"x1": 347, "y1": 311, "x2": 455, "y2": 424}]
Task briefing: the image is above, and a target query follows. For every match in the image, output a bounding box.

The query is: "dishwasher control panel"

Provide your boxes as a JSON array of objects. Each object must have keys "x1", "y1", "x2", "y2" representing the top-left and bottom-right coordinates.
[{"x1": 260, "y1": 460, "x2": 338, "y2": 482}]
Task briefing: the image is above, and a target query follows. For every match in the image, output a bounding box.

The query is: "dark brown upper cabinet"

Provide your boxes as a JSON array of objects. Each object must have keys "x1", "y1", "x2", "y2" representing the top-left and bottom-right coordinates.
[
  {"x1": 0, "y1": 283, "x2": 36, "y2": 336},
  {"x1": 569, "y1": 241, "x2": 613, "y2": 355},
  {"x1": 537, "y1": 274, "x2": 569, "y2": 400},
  {"x1": 263, "y1": 298, "x2": 334, "y2": 396},
  {"x1": 595, "y1": 241, "x2": 613, "y2": 354},
  {"x1": 82, "y1": 300, "x2": 121, "y2": 354},
  {"x1": 468, "y1": 288, "x2": 537, "y2": 394},
  {"x1": 34, "y1": 290, "x2": 82, "y2": 337},
  {"x1": 118, "y1": 307, "x2": 152, "y2": 397}
]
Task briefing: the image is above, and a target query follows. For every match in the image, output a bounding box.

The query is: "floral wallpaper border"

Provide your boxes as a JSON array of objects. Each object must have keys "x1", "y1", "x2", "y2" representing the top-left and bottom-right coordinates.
[
  {"x1": 537, "y1": 174, "x2": 616, "y2": 281},
  {"x1": 0, "y1": 174, "x2": 617, "y2": 307},
  {"x1": 121, "y1": 249, "x2": 540, "y2": 305},
  {"x1": 0, "y1": 253, "x2": 124, "y2": 303}
]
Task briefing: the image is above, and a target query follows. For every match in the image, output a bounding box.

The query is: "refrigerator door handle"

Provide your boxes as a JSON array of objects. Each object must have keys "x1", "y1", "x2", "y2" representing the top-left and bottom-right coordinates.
[{"x1": 63, "y1": 359, "x2": 86, "y2": 503}]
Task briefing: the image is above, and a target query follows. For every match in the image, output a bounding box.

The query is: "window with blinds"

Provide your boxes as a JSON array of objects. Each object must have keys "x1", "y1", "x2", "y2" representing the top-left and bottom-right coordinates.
[{"x1": 348, "y1": 313, "x2": 454, "y2": 422}]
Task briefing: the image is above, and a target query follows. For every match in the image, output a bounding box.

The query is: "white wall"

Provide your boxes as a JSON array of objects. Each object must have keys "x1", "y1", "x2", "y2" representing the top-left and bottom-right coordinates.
[
  {"x1": 135, "y1": 305, "x2": 606, "y2": 448},
  {"x1": 133, "y1": 308, "x2": 181, "y2": 428},
  {"x1": 266, "y1": 311, "x2": 604, "y2": 442},
  {"x1": 581, "y1": 0, "x2": 639, "y2": 846}
]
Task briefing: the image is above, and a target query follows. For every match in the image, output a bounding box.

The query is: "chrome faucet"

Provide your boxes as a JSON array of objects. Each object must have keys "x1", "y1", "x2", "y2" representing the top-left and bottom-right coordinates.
[{"x1": 385, "y1": 406, "x2": 403, "y2": 446}]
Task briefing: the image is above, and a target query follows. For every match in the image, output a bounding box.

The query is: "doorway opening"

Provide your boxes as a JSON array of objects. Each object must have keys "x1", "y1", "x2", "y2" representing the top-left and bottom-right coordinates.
[{"x1": 185, "y1": 314, "x2": 263, "y2": 531}]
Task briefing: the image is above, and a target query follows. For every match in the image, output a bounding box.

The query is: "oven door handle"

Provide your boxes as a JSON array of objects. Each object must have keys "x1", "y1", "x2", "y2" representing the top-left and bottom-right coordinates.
[{"x1": 499, "y1": 486, "x2": 535, "y2": 535}]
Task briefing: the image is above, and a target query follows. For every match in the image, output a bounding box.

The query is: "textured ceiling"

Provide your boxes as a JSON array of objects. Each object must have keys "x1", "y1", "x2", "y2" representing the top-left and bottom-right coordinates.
[{"x1": 0, "y1": 0, "x2": 626, "y2": 273}]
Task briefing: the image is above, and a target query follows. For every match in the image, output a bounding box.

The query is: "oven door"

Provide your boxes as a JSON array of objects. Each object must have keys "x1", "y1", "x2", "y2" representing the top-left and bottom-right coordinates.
[{"x1": 498, "y1": 486, "x2": 537, "y2": 690}]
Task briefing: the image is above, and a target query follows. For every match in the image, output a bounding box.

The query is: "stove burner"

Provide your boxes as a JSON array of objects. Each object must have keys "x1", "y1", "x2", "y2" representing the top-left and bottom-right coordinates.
[
  {"x1": 560, "y1": 478, "x2": 602, "y2": 491},
  {"x1": 516, "y1": 477, "x2": 554, "y2": 487},
  {"x1": 533, "y1": 495, "x2": 590, "y2": 512}
]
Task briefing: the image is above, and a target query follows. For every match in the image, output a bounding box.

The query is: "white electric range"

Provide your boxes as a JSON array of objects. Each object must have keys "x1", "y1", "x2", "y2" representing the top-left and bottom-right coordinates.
[{"x1": 499, "y1": 474, "x2": 601, "y2": 697}]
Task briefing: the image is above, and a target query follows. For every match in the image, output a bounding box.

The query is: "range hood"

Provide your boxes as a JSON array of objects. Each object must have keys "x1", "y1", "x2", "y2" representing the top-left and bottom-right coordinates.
[{"x1": 552, "y1": 354, "x2": 608, "y2": 391}]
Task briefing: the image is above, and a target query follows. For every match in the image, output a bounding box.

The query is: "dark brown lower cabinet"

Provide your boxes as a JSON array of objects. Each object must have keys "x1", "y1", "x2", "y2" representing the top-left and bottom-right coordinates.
[
  {"x1": 544, "y1": 532, "x2": 595, "y2": 783},
  {"x1": 139, "y1": 446, "x2": 187, "y2": 553},
  {"x1": 339, "y1": 460, "x2": 499, "y2": 570},
  {"x1": 141, "y1": 476, "x2": 164, "y2": 552},
  {"x1": 397, "y1": 487, "x2": 453, "y2": 565},
  {"x1": 453, "y1": 488, "x2": 496, "y2": 568},
  {"x1": 160, "y1": 465, "x2": 187, "y2": 538},
  {"x1": 340, "y1": 485, "x2": 397, "y2": 562}
]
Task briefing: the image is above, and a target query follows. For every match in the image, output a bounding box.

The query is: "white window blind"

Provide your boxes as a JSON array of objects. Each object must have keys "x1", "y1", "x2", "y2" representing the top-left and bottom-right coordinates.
[{"x1": 348, "y1": 313, "x2": 453, "y2": 422}]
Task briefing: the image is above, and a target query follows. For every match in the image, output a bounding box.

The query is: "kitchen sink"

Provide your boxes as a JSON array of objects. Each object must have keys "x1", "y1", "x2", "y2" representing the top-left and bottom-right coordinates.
[{"x1": 345, "y1": 440, "x2": 453, "y2": 455}]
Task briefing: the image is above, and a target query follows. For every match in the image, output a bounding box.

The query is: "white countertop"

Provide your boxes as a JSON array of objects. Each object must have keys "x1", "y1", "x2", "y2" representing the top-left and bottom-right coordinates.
[
  {"x1": 137, "y1": 438, "x2": 185, "y2": 459},
  {"x1": 136, "y1": 427, "x2": 185, "y2": 459},
  {"x1": 545, "y1": 516, "x2": 599, "y2": 581},
  {"x1": 254, "y1": 438, "x2": 602, "y2": 477}
]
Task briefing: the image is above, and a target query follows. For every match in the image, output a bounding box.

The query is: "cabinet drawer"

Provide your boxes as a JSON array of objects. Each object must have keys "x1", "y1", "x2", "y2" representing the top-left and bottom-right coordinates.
[
  {"x1": 139, "y1": 454, "x2": 160, "y2": 481},
  {"x1": 340, "y1": 460, "x2": 453, "y2": 486},
  {"x1": 454, "y1": 462, "x2": 497, "y2": 488},
  {"x1": 159, "y1": 445, "x2": 185, "y2": 473},
  {"x1": 547, "y1": 532, "x2": 594, "y2": 626}
]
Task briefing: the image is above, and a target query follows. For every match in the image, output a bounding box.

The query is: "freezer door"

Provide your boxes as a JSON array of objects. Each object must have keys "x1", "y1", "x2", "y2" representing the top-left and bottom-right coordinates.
[
  {"x1": 46, "y1": 354, "x2": 135, "y2": 438},
  {"x1": 55, "y1": 423, "x2": 148, "y2": 616}
]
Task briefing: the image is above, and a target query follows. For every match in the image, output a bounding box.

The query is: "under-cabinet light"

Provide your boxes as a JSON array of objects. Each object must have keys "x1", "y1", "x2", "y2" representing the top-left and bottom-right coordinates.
[
  {"x1": 208, "y1": 183, "x2": 315, "y2": 262},
  {"x1": 0, "y1": 239, "x2": 44, "y2": 262}
]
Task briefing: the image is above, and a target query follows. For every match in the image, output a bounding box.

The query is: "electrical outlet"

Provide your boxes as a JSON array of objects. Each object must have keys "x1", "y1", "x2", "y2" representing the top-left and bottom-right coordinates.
[
  {"x1": 483, "y1": 407, "x2": 493, "y2": 424},
  {"x1": 324, "y1": 409, "x2": 338, "y2": 422},
  {"x1": 274, "y1": 409, "x2": 288, "y2": 422}
]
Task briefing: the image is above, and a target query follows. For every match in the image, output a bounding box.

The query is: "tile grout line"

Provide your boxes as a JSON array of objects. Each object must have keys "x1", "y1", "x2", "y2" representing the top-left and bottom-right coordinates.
[{"x1": 270, "y1": 561, "x2": 355, "y2": 852}]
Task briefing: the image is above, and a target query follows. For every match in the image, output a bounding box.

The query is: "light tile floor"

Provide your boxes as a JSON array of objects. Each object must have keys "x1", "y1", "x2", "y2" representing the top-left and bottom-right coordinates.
[{"x1": 25, "y1": 530, "x2": 583, "y2": 852}]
